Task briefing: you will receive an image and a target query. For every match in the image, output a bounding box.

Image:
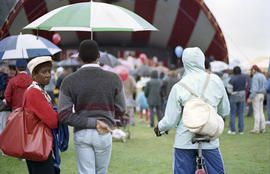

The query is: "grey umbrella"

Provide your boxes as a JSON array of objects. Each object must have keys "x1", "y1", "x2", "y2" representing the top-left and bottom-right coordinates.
[
  {"x1": 134, "y1": 65, "x2": 152, "y2": 77},
  {"x1": 99, "y1": 52, "x2": 120, "y2": 67},
  {"x1": 71, "y1": 51, "x2": 120, "y2": 67},
  {"x1": 56, "y1": 58, "x2": 81, "y2": 67}
]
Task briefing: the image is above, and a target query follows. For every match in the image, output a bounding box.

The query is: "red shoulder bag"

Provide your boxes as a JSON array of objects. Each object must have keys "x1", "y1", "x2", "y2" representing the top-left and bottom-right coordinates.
[{"x1": 0, "y1": 90, "x2": 53, "y2": 161}]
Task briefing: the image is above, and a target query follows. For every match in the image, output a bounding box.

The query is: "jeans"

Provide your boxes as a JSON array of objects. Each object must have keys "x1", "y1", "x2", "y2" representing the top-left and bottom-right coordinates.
[
  {"x1": 74, "y1": 129, "x2": 112, "y2": 174},
  {"x1": 230, "y1": 100, "x2": 245, "y2": 132},
  {"x1": 0, "y1": 111, "x2": 10, "y2": 134},
  {"x1": 174, "y1": 148, "x2": 225, "y2": 174},
  {"x1": 267, "y1": 94, "x2": 270, "y2": 121}
]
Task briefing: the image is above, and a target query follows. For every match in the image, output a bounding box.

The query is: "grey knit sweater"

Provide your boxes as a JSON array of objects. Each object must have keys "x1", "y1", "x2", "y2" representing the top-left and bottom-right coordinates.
[{"x1": 58, "y1": 66, "x2": 126, "y2": 132}]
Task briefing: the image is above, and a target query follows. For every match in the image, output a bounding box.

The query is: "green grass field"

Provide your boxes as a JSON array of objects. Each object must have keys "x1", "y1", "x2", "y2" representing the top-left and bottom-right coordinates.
[{"x1": 0, "y1": 114, "x2": 269, "y2": 174}]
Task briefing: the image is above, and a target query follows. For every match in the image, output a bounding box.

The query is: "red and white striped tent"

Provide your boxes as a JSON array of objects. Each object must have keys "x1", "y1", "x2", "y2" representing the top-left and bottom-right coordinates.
[{"x1": 0, "y1": 0, "x2": 228, "y2": 63}]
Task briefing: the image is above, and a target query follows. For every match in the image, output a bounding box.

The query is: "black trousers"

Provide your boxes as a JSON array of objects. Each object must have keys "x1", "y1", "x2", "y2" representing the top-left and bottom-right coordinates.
[{"x1": 26, "y1": 152, "x2": 56, "y2": 174}]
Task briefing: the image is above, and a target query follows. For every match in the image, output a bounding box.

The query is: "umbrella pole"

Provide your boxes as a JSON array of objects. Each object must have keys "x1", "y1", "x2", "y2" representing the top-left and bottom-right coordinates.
[{"x1": 90, "y1": 0, "x2": 93, "y2": 40}]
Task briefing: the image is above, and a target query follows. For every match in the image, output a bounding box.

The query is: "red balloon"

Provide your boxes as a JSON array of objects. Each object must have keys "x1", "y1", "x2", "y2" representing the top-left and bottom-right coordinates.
[
  {"x1": 52, "y1": 33, "x2": 61, "y2": 45},
  {"x1": 113, "y1": 66, "x2": 129, "y2": 82}
]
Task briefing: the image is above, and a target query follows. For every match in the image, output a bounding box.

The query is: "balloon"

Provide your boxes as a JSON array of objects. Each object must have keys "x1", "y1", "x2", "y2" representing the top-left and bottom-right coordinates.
[
  {"x1": 113, "y1": 65, "x2": 129, "y2": 82},
  {"x1": 52, "y1": 33, "x2": 61, "y2": 45},
  {"x1": 174, "y1": 46, "x2": 183, "y2": 58},
  {"x1": 139, "y1": 53, "x2": 147, "y2": 64}
]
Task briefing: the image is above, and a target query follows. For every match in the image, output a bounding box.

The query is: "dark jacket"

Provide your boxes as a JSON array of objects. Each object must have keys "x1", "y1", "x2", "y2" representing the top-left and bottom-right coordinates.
[
  {"x1": 161, "y1": 70, "x2": 179, "y2": 100},
  {"x1": 145, "y1": 71, "x2": 162, "y2": 106},
  {"x1": 229, "y1": 74, "x2": 247, "y2": 92}
]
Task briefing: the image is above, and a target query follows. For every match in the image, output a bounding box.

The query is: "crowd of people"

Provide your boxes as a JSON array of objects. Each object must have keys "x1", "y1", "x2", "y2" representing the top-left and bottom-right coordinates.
[{"x1": 0, "y1": 39, "x2": 269, "y2": 174}]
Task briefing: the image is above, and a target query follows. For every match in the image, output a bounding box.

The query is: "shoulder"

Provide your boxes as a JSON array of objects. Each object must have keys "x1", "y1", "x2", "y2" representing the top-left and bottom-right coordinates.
[
  {"x1": 25, "y1": 87, "x2": 43, "y2": 99},
  {"x1": 27, "y1": 87, "x2": 42, "y2": 94}
]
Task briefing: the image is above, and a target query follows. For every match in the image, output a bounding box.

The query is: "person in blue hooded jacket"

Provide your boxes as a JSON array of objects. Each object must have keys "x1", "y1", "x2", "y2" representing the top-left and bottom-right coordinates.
[{"x1": 154, "y1": 47, "x2": 230, "y2": 174}]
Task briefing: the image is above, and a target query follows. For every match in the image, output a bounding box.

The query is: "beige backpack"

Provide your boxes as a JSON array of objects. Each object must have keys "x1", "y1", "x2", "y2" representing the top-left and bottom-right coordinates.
[{"x1": 177, "y1": 74, "x2": 224, "y2": 140}]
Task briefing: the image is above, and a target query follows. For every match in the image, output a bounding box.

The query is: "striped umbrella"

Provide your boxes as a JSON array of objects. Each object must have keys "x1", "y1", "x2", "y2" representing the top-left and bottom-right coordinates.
[
  {"x1": 23, "y1": 1, "x2": 158, "y2": 39},
  {"x1": 0, "y1": 34, "x2": 61, "y2": 60}
]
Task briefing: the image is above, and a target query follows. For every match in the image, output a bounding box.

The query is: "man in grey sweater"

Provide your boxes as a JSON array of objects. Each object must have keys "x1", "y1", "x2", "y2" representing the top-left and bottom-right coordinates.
[{"x1": 58, "y1": 40, "x2": 126, "y2": 174}]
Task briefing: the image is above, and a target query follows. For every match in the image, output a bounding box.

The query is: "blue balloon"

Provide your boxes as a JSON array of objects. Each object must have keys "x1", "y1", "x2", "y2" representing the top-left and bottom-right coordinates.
[{"x1": 175, "y1": 46, "x2": 183, "y2": 58}]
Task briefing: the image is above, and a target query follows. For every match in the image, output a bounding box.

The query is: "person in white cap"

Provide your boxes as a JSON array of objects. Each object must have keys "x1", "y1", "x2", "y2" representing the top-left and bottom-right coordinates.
[
  {"x1": 25, "y1": 56, "x2": 58, "y2": 174},
  {"x1": 154, "y1": 47, "x2": 230, "y2": 174}
]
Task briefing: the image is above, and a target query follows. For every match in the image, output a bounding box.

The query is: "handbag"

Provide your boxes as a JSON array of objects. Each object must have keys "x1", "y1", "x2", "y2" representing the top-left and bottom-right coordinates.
[{"x1": 0, "y1": 90, "x2": 53, "y2": 161}]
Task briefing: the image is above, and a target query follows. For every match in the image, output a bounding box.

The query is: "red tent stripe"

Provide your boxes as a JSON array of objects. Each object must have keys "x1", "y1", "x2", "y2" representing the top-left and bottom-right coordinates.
[
  {"x1": 23, "y1": 0, "x2": 55, "y2": 41},
  {"x1": 168, "y1": 0, "x2": 200, "y2": 48},
  {"x1": 0, "y1": 22, "x2": 10, "y2": 39},
  {"x1": 131, "y1": 0, "x2": 157, "y2": 45},
  {"x1": 0, "y1": 0, "x2": 25, "y2": 39},
  {"x1": 205, "y1": 33, "x2": 227, "y2": 61}
]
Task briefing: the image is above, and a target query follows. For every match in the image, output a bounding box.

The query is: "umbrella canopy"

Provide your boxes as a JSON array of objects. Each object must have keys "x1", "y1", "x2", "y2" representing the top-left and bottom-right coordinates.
[
  {"x1": 56, "y1": 58, "x2": 81, "y2": 67},
  {"x1": 71, "y1": 51, "x2": 120, "y2": 67},
  {"x1": 0, "y1": 34, "x2": 61, "y2": 60},
  {"x1": 134, "y1": 65, "x2": 152, "y2": 77},
  {"x1": 210, "y1": 61, "x2": 229, "y2": 72},
  {"x1": 23, "y1": 1, "x2": 158, "y2": 33},
  {"x1": 154, "y1": 65, "x2": 169, "y2": 73},
  {"x1": 99, "y1": 52, "x2": 120, "y2": 67}
]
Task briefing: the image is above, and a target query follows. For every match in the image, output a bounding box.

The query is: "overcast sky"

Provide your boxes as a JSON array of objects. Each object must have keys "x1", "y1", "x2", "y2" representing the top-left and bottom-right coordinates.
[{"x1": 204, "y1": 0, "x2": 270, "y2": 64}]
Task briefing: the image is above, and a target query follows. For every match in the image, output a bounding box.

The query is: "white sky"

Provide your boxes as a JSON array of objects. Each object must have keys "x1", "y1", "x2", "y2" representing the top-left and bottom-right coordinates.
[{"x1": 204, "y1": 0, "x2": 270, "y2": 65}]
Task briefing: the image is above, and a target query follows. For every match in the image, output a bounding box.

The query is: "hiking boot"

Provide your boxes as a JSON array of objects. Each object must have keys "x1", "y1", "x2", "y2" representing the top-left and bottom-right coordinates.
[
  {"x1": 227, "y1": 130, "x2": 236, "y2": 135},
  {"x1": 249, "y1": 130, "x2": 259, "y2": 134}
]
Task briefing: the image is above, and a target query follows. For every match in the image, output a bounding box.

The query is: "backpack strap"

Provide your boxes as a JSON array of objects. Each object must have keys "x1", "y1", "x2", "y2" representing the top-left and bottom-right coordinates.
[
  {"x1": 177, "y1": 82, "x2": 199, "y2": 97},
  {"x1": 177, "y1": 73, "x2": 211, "y2": 98},
  {"x1": 200, "y1": 73, "x2": 211, "y2": 97}
]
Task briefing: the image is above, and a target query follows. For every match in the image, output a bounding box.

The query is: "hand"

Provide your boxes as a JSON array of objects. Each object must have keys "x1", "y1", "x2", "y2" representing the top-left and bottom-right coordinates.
[
  {"x1": 96, "y1": 120, "x2": 112, "y2": 134},
  {"x1": 247, "y1": 98, "x2": 252, "y2": 104},
  {"x1": 154, "y1": 125, "x2": 162, "y2": 137}
]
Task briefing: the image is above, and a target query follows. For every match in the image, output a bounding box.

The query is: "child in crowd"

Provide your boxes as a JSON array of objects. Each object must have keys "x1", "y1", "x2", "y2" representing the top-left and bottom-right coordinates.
[{"x1": 136, "y1": 87, "x2": 149, "y2": 123}]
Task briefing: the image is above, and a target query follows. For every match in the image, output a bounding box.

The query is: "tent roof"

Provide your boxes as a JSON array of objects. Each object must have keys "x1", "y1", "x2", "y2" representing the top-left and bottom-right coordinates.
[{"x1": 0, "y1": 0, "x2": 228, "y2": 62}]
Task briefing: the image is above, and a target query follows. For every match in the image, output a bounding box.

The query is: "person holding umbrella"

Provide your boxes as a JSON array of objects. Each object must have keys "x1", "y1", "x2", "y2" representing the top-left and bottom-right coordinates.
[{"x1": 58, "y1": 40, "x2": 126, "y2": 174}]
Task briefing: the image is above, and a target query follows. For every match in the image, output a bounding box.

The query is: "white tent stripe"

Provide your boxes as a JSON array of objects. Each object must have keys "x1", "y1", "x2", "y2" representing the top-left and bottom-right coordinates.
[{"x1": 24, "y1": 5, "x2": 68, "y2": 29}]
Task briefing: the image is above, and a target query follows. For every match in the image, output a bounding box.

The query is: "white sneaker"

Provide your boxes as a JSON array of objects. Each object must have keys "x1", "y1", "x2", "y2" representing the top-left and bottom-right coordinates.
[
  {"x1": 239, "y1": 132, "x2": 244, "y2": 135},
  {"x1": 265, "y1": 121, "x2": 270, "y2": 125},
  {"x1": 227, "y1": 130, "x2": 236, "y2": 135}
]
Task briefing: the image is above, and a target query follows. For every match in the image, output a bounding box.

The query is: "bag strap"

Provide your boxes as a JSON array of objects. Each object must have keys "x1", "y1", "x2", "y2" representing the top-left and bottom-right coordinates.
[
  {"x1": 177, "y1": 82, "x2": 199, "y2": 97},
  {"x1": 177, "y1": 73, "x2": 211, "y2": 98},
  {"x1": 22, "y1": 89, "x2": 30, "y2": 107},
  {"x1": 201, "y1": 73, "x2": 211, "y2": 97}
]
